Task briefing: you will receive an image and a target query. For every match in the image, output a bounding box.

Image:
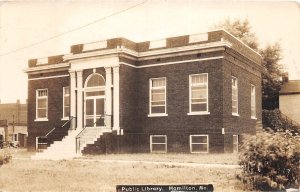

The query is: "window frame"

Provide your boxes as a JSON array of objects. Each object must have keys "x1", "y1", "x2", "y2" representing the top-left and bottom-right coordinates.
[
  {"x1": 189, "y1": 135, "x2": 209, "y2": 153},
  {"x1": 150, "y1": 135, "x2": 167, "y2": 153},
  {"x1": 251, "y1": 84, "x2": 256, "y2": 119},
  {"x1": 188, "y1": 73, "x2": 210, "y2": 115},
  {"x1": 62, "y1": 86, "x2": 70, "y2": 120},
  {"x1": 232, "y1": 76, "x2": 239, "y2": 116},
  {"x1": 148, "y1": 77, "x2": 167, "y2": 117},
  {"x1": 35, "y1": 89, "x2": 48, "y2": 121},
  {"x1": 233, "y1": 135, "x2": 239, "y2": 153}
]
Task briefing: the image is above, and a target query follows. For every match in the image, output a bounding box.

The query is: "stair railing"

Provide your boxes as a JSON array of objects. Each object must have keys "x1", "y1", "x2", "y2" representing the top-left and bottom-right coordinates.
[
  {"x1": 75, "y1": 114, "x2": 111, "y2": 153},
  {"x1": 278, "y1": 110, "x2": 300, "y2": 134},
  {"x1": 36, "y1": 116, "x2": 75, "y2": 151}
]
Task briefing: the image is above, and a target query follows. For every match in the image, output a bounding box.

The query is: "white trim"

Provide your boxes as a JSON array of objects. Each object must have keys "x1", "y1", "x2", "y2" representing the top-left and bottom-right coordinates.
[
  {"x1": 61, "y1": 117, "x2": 69, "y2": 121},
  {"x1": 232, "y1": 113, "x2": 240, "y2": 117},
  {"x1": 149, "y1": 77, "x2": 167, "y2": 116},
  {"x1": 208, "y1": 28, "x2": 261, "y2": 57},
  {"x1": 63, "y1": 41, "x2": 231, "y2": 61},
  {"x1": 76, "y1": 70, "x2": 83, "y2": 129},
  {"x1": 231, "y1": 76, "x2": 239, "y2": 116},
  {"x1": 120, "y1": 56, "x2": 224, "y2": 69},
  {"x1": 189, "y1": 33, "x2": 208, "y2": 43},
  {"x1": 24, "y1": 63, "x2": 69, "y2": 73},
  {"x1": 149, "y1": 39, "x2": 166, "y2": 49},
  {"x1": 189, "y1": 73, "x2": 209, "y2": 114},
  {"x1": 190, "y1": 135, "x2": 209, "y2": 153},
  {"x1": 35, "y1": 89, "x2": 48, "y2": 121},
  {"x1": 83, "y1": 40, "x2": 107, "y2": 51},
  {"x1": 84, "y1": 73, "x2": 106, "y2": 128},
  {"x1": 187, "y1": 112, "x2": 210, "y2": 116},
  {"x1": 250, "y1": 84, "x2": 256, "y2": 119},
  {"x1": 62, "y1": 86, "x2": 70, "y2": 119},
  {"x1": 105, "y1": 67, "x2": 112, "y2": 129},
  {"x1": 147, "y1": 114, "x2": 168, "y2": 117},
  {"x1": 28, "y1": 74, "x2": 69, "y2": 81},
  {"x1": 113, "y1": 66, "x2": 120, "y2": 130},
  {"x1": 34, "y1": 118, "x2": 48, "y2": 122},
  {"x1": 36, "y1": 57, "x2": 48, "y2": 65},
  {"x1": 150, "y1": 135, "x2": 167, "y2": 153}
]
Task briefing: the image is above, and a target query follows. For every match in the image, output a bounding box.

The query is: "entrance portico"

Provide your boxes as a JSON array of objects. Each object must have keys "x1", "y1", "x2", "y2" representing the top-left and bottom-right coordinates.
[{"x1": 68, "y1": 56, "x2": 120, "y2": 134}]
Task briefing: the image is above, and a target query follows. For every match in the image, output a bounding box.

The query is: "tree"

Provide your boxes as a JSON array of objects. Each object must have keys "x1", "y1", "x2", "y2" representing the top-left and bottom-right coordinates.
[{"x1": 213, "y1": 18, "x2": 284, "y2": 109}]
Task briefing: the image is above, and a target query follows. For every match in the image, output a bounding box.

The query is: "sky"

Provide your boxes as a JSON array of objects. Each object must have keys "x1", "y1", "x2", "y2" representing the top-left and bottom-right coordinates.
[{"x1": 0, "y1": 0, "x2": 299, "y2": 103}]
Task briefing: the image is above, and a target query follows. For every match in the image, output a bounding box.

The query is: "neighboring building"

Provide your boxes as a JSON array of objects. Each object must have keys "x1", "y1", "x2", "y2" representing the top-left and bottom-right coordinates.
[
  {"x1": 280, "y1": 79, "x2": 300, "y2": 124},
  {"x1": 0, "y1": 120, "x2": 7, "y2": 142},
  {"x1": 26, "y1": 29, "x2": 262, "y2": 159},
  {"x1": 0, "y1": 101, "x2": 28, "y2": 147}
]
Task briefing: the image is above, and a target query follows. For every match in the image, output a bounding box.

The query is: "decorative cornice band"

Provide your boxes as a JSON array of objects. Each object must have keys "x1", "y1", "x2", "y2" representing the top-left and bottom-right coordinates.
[
  {"x1": 24, "y1": 63, "x2": 69, "y2": 73},
  {"x1": 120, "y1": 56, "x2": 224, "y2": 68},
  {"x1": 63, "y1": 41, "x2": 232, "y2": 62},
  {"x1": 28, "y1": 74, "x2": 69, "y2": 81}
]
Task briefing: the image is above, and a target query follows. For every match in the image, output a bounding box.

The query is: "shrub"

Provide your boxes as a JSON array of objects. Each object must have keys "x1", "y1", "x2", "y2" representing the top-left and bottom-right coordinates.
[
  {"x1": 0, "y1": 147, "x2": 13, "y2": 165},
  {"x1": 237, "y1": 130, "x2": 300, "y2": 191}
]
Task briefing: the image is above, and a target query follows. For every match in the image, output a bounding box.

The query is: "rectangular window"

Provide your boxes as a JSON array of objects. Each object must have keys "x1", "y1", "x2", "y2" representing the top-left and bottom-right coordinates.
[
  {"x1": 251, "y1": 85, "x2": 256, "y2": 118},
  {"x1": 149, "y1": 78, "x2": 167, "y2": 115},
  {"x1": 190, "y1": 135, "x2": 209, "y2": 153},
  {"x1": 150, "y1": 135, "x2": 167, "y2": 153},
  {"x1": 189, "y1": 74, "x2": 209, "y2": 114},
  {"x1": 63, "y1": 87, "x2": 70, "y2": 119},
  {"x1": 233, "y1": 135, "x2": 239, "y2": 153},
  {"x1": 36, "y1": 89, "x2": 48, "y2": 120},
  {"x1": 232, "y1": 76, "x2": 238, "y2": 115}
]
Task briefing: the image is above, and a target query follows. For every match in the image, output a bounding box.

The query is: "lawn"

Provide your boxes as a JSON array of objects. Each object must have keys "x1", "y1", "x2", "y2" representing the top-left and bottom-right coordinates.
[{"x1": 0, "y1": 150, "x2": 244, "y2": 192}]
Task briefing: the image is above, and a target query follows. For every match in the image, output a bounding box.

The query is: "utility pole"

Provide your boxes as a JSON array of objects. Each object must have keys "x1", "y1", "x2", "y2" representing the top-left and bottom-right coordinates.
[{"x1": 12, "y1": 115, "x2": 15, "y2": 141}]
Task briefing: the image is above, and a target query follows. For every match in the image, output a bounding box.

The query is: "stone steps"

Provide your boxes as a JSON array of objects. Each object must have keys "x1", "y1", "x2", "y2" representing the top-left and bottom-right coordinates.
[{"x1": 31, "y1": 128, "x2": 113, "y2": 160}]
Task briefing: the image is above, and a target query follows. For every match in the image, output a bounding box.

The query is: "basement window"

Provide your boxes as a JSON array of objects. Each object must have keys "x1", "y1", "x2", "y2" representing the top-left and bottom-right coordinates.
[
  {"x1": 233, "y1": 135, "x2": 239, "y2": 153},
  {"x1": 150, "y1": 135, "x2": 167, "y2": 153},
  {"x1": 190, "y1": 135, "x2": 209, "y2": 153}
]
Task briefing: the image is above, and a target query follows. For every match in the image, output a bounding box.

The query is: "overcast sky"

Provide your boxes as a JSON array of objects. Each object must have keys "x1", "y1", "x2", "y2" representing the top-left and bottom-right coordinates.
[{"x1": 0, "y1": 0, "x2": 299, "y2": 103}]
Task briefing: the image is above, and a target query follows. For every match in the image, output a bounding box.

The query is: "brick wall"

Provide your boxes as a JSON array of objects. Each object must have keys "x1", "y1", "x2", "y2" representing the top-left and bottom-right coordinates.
[{"x1": 27, "y1": 70, "x2": 70, "y2": 149}]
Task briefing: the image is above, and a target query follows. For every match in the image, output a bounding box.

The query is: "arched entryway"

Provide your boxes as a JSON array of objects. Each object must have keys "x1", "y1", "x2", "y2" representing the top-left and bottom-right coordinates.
[{"x1": 84, "y1": 73, "x2": 105, "y2": 127}]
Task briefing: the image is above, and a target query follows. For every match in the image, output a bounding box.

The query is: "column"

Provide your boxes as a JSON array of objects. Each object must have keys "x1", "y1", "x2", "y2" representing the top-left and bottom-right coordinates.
[
  {"x1": 76, "y1": 70, "x2": 83, "y2": 129},
  {"x1": 105, "y1": 67, "x2": 112, "y2": 129},
  {"x1": 112, "y1": 66, "x2": 120, "y2": 132},
  {"x1": 69, "y1": 70, "x2": 76, "y2": 130}
]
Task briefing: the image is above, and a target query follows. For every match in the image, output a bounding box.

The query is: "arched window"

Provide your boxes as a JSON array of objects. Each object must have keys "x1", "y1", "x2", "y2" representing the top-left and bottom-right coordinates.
[{"x1": 86, "y1": 74, "x2": 105, "y2": 87}]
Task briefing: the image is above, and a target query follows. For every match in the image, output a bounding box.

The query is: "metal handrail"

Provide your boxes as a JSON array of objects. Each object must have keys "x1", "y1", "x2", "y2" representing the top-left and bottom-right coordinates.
[
  {"x1": 36, "y1": 116, "x2": 76, "y2": 151},
  {"x1": 44, "y1": 116, "x2": 75, "y2": 137},
  {"x1": 76, "y1": 114, "x2": 111, "y2": 153},
  {"x1": 279, "y1": 110, "x2": 300, "y2": 128}
]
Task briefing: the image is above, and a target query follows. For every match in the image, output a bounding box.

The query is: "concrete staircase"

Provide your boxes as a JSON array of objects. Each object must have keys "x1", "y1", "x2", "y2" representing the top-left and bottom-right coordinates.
[
  {"x1": 77, "y1": 127, "x2": 112, "y2": 154},
  {"x1": 31, "y1": 127, "x2": 112, "y2": 160},
  {"x1": 31, "y1": 129, "x2": 82, "y2": 160}
]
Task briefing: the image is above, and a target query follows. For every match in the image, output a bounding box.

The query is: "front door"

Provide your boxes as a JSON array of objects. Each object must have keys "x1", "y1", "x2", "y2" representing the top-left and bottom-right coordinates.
[{"x1": 85, "y1": 97, "x2": 105, "y2": 127}]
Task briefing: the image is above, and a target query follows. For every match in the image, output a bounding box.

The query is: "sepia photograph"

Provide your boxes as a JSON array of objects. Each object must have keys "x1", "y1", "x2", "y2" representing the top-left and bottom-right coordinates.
[{"x1": 0, "y1": 0, "x2": 300, "y2": 191}]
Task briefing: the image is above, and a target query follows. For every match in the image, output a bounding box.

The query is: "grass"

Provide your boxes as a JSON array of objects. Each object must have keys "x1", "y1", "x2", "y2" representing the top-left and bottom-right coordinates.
[
  {"x1": 0, "y1": 150, "x2": 244, "y2": 192},
  {"x1": 81, "y1": 153, "x2": 238, "y2": 165}
]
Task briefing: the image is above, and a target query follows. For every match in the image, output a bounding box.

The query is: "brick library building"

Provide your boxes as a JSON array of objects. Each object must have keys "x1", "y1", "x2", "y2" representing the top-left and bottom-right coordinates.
[{"x1": 25, "y1": 30, "x2": 262, "y2": 159}]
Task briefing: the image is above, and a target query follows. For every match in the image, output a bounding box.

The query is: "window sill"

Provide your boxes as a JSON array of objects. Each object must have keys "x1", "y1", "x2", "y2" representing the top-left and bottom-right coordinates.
[
  {"x1": 187, "y1": 112, "x2": 210, "y2": 115},
  {"x1": 232, "y1": 113, "x2": 240, "y2": 117},
  {"x1": 251, "y1": 116, "x2": 257, "y2": 120},
  {"x1": 190, "y1": 151, "x2": 209, "y2": 154},
  {"x1": 34, "y1": 118, "x2": 48, "y2": 122},
  {"x1": 148, "y1": 113, "x2": 168, "y2": 117},
  {"x1": 61, "y1": 117, "x2": 70, "y2": 121}
]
